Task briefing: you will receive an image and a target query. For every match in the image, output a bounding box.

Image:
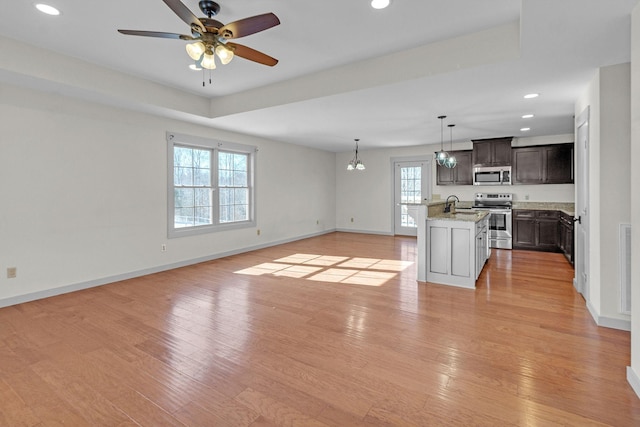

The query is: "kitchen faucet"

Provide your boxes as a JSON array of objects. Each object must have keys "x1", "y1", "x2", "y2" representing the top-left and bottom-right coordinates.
[{"x1": 444, "y1": 195, "x2": 460, "y2": 213}]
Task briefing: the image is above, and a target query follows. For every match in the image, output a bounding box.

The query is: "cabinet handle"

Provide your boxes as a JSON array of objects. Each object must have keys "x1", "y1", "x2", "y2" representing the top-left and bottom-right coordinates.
[{"x1": 573, "y1": 216, "x2": 581, "y2": 224}]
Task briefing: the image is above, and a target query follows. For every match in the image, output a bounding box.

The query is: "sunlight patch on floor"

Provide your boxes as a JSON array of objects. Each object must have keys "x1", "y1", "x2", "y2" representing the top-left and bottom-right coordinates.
[
  {"x1": 235, "y1": 253, "x2": 413, "y2": 287},
  {"x1": 272, "y1": 265, "x2": 323, "y2": 278},
  {"x1": 234, "y1": 262, "x2": 293, "y2": 276}
]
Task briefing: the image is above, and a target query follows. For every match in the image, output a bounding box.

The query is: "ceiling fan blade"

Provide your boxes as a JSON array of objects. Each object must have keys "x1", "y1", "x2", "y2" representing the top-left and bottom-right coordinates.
[
  {"x1": 118, "y1": 29, "x2": 195, "y2": 40},
  {"x1": 219, "y1": 13, "x2": 280, "y2": 39},
  {"x1": 162, "y1": 0, "x2": 205, "y2": 34},
  {"x1": 228, "y1": 42, "x2": 278, "y2": 66}
]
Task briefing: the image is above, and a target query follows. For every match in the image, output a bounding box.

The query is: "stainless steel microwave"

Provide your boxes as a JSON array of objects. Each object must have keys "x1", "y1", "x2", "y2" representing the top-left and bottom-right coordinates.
[{"x1": 473, "y1": 166, "x2": 512, "y2": 186}]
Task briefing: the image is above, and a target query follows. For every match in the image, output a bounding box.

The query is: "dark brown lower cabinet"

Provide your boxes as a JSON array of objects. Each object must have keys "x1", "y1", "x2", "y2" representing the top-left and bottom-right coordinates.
[
  {"x1": 558, "y1": 212, "x2": 574, "y2": 265},
  {"x1": 513, "y1": 210, "x2": 560, "y2": 252},
  {"x1": 513, "y1": 210, "x2": 536, "y2": 248}
]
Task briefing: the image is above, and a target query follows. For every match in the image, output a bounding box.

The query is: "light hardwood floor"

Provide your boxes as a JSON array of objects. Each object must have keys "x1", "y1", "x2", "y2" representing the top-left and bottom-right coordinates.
[{"x1": 1, "y1": 232, "x2": 639, "y2": 426}]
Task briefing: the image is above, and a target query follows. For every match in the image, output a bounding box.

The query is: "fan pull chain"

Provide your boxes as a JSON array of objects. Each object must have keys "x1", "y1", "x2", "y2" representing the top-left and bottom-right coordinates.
[{"x1": 200, "y1": 68, "x2": 213, "y2": 86}]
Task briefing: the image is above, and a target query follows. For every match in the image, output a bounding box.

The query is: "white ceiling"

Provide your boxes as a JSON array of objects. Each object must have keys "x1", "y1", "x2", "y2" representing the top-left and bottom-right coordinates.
[{"x1": 0, "y1": 0, "x2": 637, "y2": 152}]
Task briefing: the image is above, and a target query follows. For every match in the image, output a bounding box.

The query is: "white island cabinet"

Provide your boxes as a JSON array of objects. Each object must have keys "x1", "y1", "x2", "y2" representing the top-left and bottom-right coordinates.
[{"x1": 415, "y1": 205, "x2": 490, "y2": 289}]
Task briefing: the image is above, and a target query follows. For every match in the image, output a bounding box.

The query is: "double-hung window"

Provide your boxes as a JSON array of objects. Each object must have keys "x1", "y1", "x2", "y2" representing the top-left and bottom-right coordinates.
[{"x1": 167, "y1": 132, "x2": 256, "y2": 237}]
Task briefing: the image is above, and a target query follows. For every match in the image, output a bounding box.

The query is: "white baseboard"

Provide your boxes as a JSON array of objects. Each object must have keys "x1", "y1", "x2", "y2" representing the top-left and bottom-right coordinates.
[
  {"x1": 627, "y1": 367, "x2": 640, "y2": 398},
  {"x1": 597, "y1": 316, "x2": 631, "y2": 331},
  {"x1": 335, "y1": 228, "x2": 395, "y2": 236},
  {"x1": 0, "y1": 229, "x2": 336, "y2": 309},
  {"x1": 586, "y1": 300, "x2": 631, "y2": 331}
]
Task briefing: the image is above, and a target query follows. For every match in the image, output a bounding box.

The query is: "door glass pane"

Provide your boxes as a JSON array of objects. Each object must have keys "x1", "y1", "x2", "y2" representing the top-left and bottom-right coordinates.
[
  {"x1": 395, "y1": 161, "x2": 430, "y2": 236},
  {"x1": 399, "y1": 166, "x2": 422, "y2": 228},
  {"x1": 400, "y1": 166, "x2": 421, "y2": 204},
  {"x1": 401, "y1": 205, "x2": 416, "y2": 227}
]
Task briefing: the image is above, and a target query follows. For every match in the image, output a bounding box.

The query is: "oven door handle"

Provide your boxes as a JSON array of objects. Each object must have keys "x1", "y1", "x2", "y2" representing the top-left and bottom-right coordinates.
[{"x1": 474, "y1": 208, "x2": 512, "y2": 214}]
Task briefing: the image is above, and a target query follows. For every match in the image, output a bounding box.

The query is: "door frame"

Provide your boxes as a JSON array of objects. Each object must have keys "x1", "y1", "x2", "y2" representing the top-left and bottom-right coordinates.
[
  {"x1": 390, "y1": 156, "x2": 432, "y2": 236},
  {"x1": 575, "y1": 107, "x2": 590, "y2": 300}
]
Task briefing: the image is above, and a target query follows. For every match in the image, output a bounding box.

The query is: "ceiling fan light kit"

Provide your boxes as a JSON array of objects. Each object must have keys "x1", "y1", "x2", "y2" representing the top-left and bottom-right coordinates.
[
  {"x1": 118, "y1": 0, "x2": 280, "y2": 85},
  {"x1": 215, "y1": 44, "x2": 234, "y2": 64},
  {"x1": 200, "y1": 52, "x2": 216, "y2": 70},
  {"x1": 186, "y1": 41, "x2": 205, "y2": 60}
]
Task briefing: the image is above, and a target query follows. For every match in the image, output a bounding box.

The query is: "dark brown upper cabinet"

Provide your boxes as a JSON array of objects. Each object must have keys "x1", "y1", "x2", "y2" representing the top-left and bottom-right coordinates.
[
  {"x1": 436, "y1": 150, "x2": 473, "y2": 185},
  {"x1": 472, "y1": 137, "x2": 513, "y2": 166},
  {"x1": 512, "y1": 143, "x2": 574, "y2": 185}
]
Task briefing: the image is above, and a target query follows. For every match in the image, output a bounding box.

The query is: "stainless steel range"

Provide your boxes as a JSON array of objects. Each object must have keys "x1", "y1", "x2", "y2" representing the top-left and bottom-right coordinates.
[{"x1": 473, "y1": 193, "x2": 512, "y2": 249}]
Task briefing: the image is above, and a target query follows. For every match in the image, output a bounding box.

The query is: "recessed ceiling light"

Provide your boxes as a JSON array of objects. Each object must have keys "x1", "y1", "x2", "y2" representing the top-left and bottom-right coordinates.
[
  {"x1": 189, "y1": 64, "x2": 202, "y2": 71},
  {"x1": 524, "y1": 93, "x2": 539, "y2": 99},
  {"x1": 371, "y1": 0, "x2": 390, "y2": 9},
  {"x1": 34, "y1": 3, "x2": 60, "y2": 15},
  {"x1": 520, "y1": 127, "x2": 531, "y2": 132},
  {"x1": 522, "y1": 114, "x2": 534, "y2": 119}
]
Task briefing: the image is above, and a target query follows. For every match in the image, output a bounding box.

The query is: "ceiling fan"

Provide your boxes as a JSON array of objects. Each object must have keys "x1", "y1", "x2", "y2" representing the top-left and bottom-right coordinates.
[{"x1": 118, "y1": 0, "x2": 280, "y2": 75}]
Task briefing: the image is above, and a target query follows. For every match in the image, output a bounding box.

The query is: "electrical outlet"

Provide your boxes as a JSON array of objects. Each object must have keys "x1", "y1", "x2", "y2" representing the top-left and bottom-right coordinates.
[
  {"x1": 257, "y1": 229, "x2": 261, "y2": 236},
  {"x1": 525, "y1": 194, "x2": 530, "y2": 200},
  {"x1": 7, "y1": 267, "x2": 16, "y2": 279},
  {"x1": 161, "y1": 244, "x2": 167, "y2": 252}
]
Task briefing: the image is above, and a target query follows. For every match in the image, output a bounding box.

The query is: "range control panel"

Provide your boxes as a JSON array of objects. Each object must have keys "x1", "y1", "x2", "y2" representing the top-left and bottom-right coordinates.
[{"x1": 475, "y1": 193, "x2": 512, "y2": 202}]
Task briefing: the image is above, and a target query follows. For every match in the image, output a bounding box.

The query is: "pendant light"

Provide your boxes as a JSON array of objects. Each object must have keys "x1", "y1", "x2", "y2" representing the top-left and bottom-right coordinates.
[
  {"x1": 347, "y1": 139, "x2": 365, "y2": 171},
  {"x1": 435, "y1": 115, "x2": 449, "y2": 166},
  {"x1": 445, "y1": 124, "x2": 457, "y2": 168}
]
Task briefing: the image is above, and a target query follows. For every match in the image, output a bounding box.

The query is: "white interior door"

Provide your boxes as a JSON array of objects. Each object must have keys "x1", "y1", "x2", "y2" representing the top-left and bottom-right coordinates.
[
  {"x1": 575, "y1": 107, "x2": 590, "y2": 299},
  {"x1": 394, "y1": 160, "x2": 430, "y2": 236}
]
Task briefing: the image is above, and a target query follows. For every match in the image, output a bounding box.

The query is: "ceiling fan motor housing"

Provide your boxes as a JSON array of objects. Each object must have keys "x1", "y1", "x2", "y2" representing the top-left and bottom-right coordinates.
[{"x1": 199, "y1": 0, "x2": 221, "y2": 17}]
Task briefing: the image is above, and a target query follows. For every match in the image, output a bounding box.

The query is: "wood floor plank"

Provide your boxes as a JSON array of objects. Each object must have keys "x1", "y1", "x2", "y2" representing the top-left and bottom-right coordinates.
[
  {"x1": 30, "y1": 359, "x2": 130, "y2": 426},
  {"x1": 235, "y1": 387, "x2": 330, "y2": 427},
  {"x1": 0, "y1": 378, "x2": 42, "y2": 427},
  {"x1": 0, "y1": 232, "x2": 639, "y2": 425},
  {"x1": 4, "y1": 368, "x2": 96, "y2": 426}
]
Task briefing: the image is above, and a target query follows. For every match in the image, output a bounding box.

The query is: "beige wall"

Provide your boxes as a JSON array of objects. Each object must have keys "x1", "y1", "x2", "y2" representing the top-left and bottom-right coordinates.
[
  {"x1": 628, "y1": 1, "x2": 640, "y2": 396},
  {"x1": 600, "y1": 63, "x2": 632, "y2": 323},
  {"x1": 575, "y1": 63, "x2": 631, "y2": 329},
  {"x1": 0, "y1": 83, "x2": 337, "y2": 306}
]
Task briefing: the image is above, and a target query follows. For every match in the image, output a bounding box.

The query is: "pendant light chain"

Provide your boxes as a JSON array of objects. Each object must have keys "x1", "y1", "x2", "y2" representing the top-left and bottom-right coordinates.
[
  {"x1": 445, "y1": 124, "x2": 457, "y2": 168},
  {"x1": 435, "y1": 115, "x2": 449, "y2": 166}
]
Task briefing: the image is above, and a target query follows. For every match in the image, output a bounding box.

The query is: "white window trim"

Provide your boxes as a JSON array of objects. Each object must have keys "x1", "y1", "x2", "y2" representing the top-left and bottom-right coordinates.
[{"x1": 167, "y1": 132, "x2": 257, "y2": 238}]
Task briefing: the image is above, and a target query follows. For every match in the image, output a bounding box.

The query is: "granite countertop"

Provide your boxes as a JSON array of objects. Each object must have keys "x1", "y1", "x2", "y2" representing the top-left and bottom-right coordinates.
[
  {"x1": 426, "y1": 200, "x2": 474, "y2": 208},
  {"x1": 512, "y1": 202, "x2": 575, "y2": 216},
  {"x1": 427, "y1": 210, "x2": 490, "y2": 223}
]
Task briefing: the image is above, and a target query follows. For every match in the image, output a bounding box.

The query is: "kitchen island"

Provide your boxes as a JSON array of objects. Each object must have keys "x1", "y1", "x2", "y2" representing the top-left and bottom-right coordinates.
[{"x1": 414, "y1": 204, "x2": 490, "y2": 289}]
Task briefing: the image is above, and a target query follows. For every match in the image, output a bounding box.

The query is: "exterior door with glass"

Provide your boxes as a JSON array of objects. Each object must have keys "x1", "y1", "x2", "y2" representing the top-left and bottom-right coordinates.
[{"x1": 394, "y1": 160, "x2": 430, "y2": 236}]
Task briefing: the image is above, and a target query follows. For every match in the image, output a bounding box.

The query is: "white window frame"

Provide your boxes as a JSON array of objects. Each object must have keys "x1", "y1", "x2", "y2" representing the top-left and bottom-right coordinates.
[{"x1": 167, "y1": 132, "x2": 257, "y2": 238}]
